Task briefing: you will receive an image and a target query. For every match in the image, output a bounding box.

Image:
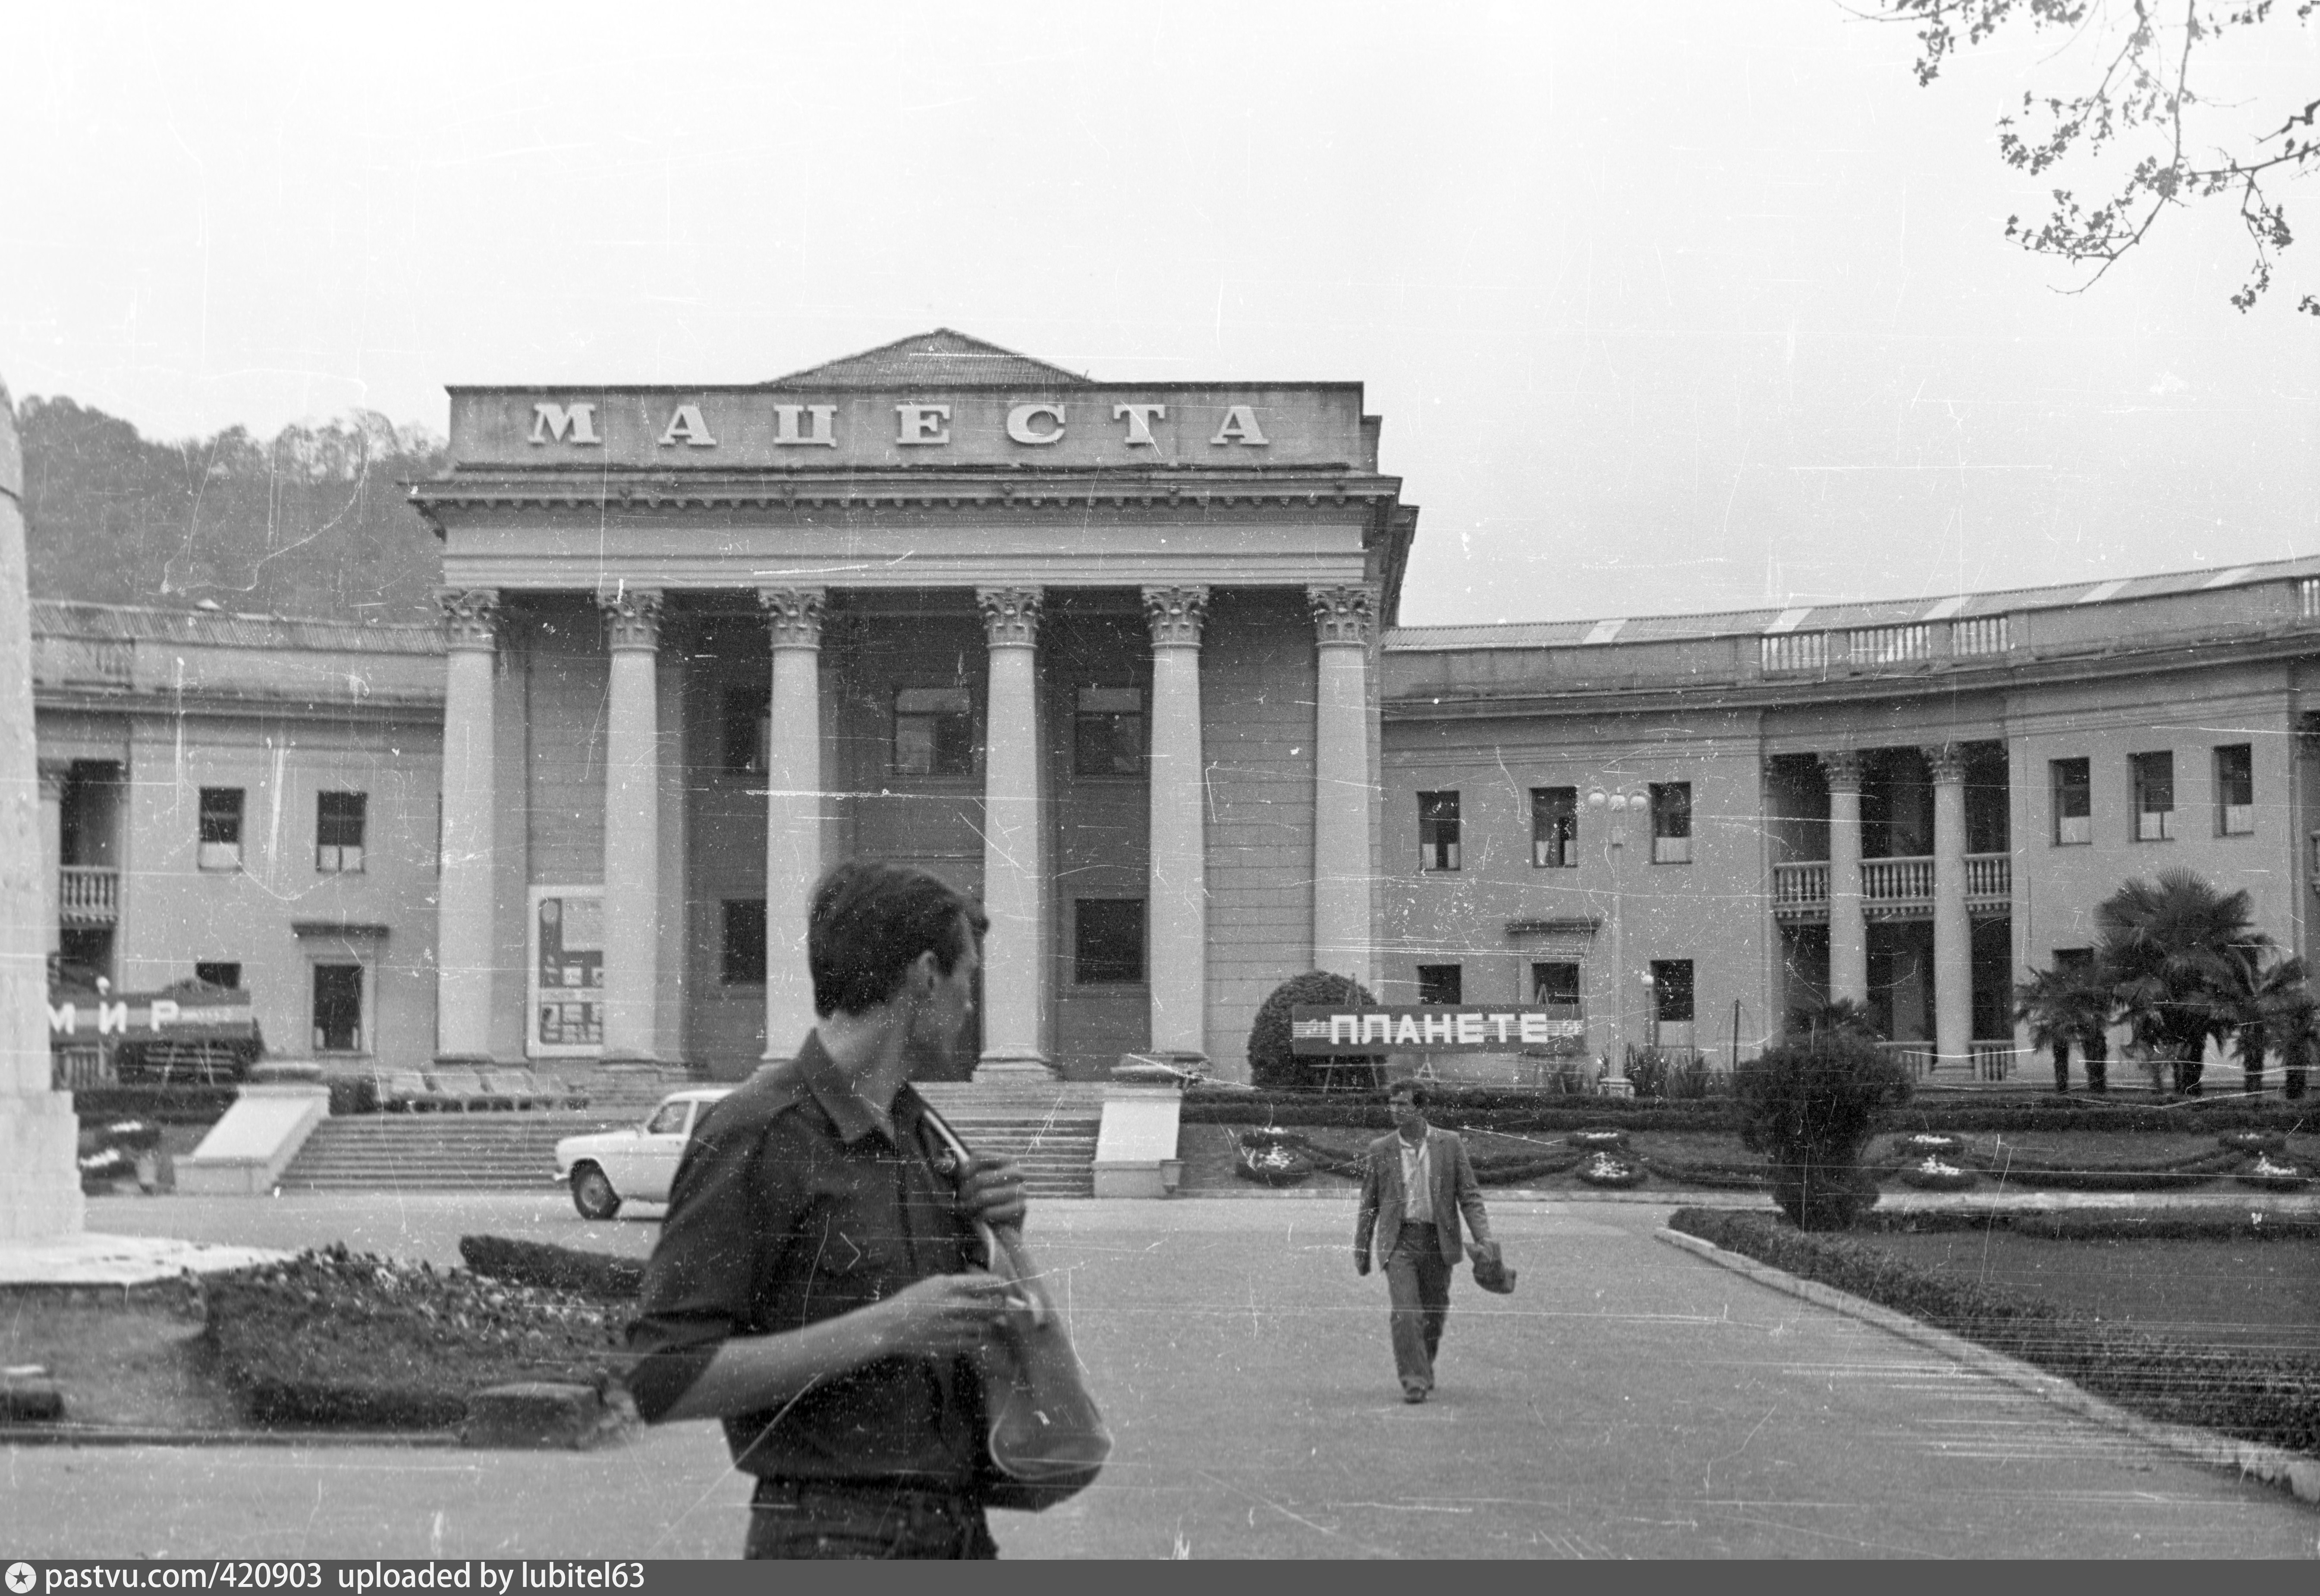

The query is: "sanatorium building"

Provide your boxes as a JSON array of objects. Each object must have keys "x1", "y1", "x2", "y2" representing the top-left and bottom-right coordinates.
[{"x1": 29, "y1": 333, "x2": 2316, "y2": 1087}]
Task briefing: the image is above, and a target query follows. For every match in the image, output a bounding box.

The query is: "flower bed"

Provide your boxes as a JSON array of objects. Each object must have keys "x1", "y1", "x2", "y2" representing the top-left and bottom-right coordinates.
[
  {"x1": 204, "y1": 1244, "x2": 629, "y2": 1430},
  {"x1": 458, "y1": 1235, "x2": 644, "y2": 1300},
  {"x1": 2219, "y1": 1131, "x2": 2289, "y2": 1155},
  {"x1": 1666, "y1": 1208, "x2": 2320, "y2": 1458},
  {"x1": 2237, "y1": 1154, "x2": 2312, "y2": 1193},
  {"x1": 1574, "y1": 1152, "x2": 1644, "y2": 1188},
  {"x1": 1892, "y1": 1132, "x2": 1963, "y2": 1159},
  {"x1": 1234, "y1": 1133, "x2": 1315, "y2": 1187},
  {"x1": 1899, "y1": 1156, "x2": 1976, "y2": 1192}
]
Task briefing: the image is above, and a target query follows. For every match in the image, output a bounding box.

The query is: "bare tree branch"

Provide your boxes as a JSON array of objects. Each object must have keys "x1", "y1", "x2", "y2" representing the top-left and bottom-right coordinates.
[{"x1": 1878, "y1": 0, "x2": 2320, "y2": 312}]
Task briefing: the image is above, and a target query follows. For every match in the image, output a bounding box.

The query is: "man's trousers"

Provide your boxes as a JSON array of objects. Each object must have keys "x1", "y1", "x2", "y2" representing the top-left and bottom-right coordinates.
[{"x1": 1384, "y1": 1228, "x2": 1454, "y2": 1393}]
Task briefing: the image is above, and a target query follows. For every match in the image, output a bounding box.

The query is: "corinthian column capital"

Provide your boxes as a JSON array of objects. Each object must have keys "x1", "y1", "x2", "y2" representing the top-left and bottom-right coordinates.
[
  {"x1": 598, "y1": 587, "x2": 664, "y2": 651},
  {"x1": 1142, "y1": 584, "x2": 1209, "y2": 647},
  {"x1": 1924, "y1": 743, "x2": 1968, "y2": 784},
  {"x1": 757, "y1": 587, "x2": 827, "y2": 650},
  {"x1": 1308, "y1": 584, "x2": 1375, "y2": 647},
  {"x1": 1818, "y1": 749, "x2": 1865, "y2": 791},
  {"x1": 437, "y1": 588, "x2": 502, "y2": 651},
  {"x1": 978, "y1": 586, "x2": 1045, "y2": 648}
]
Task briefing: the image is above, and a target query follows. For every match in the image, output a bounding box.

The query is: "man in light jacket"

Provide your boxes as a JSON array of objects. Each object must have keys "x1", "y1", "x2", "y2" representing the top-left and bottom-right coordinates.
[{"x1": 1353, "y1": 1079, "x2": 1493, "y2": 1403}]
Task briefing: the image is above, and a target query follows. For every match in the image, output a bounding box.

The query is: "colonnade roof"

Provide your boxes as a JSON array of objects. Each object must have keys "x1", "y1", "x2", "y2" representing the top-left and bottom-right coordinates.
[{"x1": 1386, "y1": 551, "x2": 2320, "y2": 653}]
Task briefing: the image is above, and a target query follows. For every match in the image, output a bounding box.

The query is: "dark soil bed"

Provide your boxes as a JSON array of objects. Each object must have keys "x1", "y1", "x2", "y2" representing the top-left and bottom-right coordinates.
[{"x1": 1852, "y1": 1231, "x2": 2320, "y2": 1358}]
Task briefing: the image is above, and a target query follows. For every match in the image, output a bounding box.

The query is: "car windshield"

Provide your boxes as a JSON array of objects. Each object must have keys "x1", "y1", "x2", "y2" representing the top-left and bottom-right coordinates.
[{"x1": 644, "y1": 1102, "x2": 690, "y2": 1135}]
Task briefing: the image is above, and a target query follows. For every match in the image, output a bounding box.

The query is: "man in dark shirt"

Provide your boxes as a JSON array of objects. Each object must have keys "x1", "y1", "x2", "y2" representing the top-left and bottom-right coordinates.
[{"x1": 626, "y1": 861, "x2": 1029, "y2": 1559}]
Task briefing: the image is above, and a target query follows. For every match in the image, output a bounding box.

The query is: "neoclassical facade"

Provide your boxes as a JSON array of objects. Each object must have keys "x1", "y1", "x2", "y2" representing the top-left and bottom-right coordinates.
[
  {"x1": 29, "y1": 334, "x2": 2316, "y2": 1090},
  {"x1": 408, "y1": 332, "x2": 1418, "y2": 1081},
  {"x1": 1379, "y1": 559, "x2": 2320, "y2": 1081}
]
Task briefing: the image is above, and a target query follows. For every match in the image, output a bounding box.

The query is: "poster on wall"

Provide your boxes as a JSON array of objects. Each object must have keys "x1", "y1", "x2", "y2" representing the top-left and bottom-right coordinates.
[{"x1": 528, "y1": 886, "x2": 605, "y2": 1057}]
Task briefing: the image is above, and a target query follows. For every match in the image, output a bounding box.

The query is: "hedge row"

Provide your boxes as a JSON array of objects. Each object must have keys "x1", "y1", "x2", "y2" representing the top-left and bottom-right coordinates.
[
  {"x1": 459, "y1": 1235, "x2": 644, "y2": 1300},
  {"x1": 1959, "y1": 1147, "x2": 2256, "y2": 1191},
  {"x1": 72, "y1": 1087, "x2": 236, "y2": 1125},
  {"x1": 1666, "y1": 1208, "x2": 2320, "y2": 1458},
  {"x1": 1186, "y1": 1089, "x2": 2313, "y2": 1137},
  {"x1": 1851, "y1": 1210, "x2": 2320, "y2": 1243}
]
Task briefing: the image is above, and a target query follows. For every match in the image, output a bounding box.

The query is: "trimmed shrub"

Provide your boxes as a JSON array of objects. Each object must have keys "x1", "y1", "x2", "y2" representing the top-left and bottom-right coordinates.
[
  {"x1": 325, "y1": 1074, "x2": 380, "y2": 1117},
  {"x1": 1853, "y1": 1209, "x2": 2320, "y2": 1242},
  {"x1": 458, "y1": 1235, "x2": 644, "y2": 1300},
  {"x1": 72, "y1": 1086, "x2": 235, "y2": 1125},
  {"x1": 1667, "y1": 1208, "x2": 2320, "y2": 1457},
  {"x1": 1245, "y1": 971, "x2": 1384, "y2": 1092},
  {"x1": 1734, "y1": 1032, "x2": 1911, "y2": 1230}
]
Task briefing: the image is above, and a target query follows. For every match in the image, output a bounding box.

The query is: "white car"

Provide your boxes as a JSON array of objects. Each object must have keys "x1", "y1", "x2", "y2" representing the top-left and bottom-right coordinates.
[{"x1": 554, "y1": 1087, "x2": 733, "y2": 1219}]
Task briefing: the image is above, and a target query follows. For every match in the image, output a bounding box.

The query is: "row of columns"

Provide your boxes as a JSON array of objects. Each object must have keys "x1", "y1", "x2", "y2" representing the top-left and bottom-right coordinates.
[
  {"x1": 1815, "y1": 745, "x2": 1977, "y2": 1066},
  {"x1": 433, "y1": 582, "x2": 1379, "y2": 1074}
]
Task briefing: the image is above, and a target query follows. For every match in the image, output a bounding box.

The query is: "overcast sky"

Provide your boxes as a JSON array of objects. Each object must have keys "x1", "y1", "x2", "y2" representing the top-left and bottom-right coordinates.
[{"x1": 4, "y1": 2, "x2": 2313, "y2": 625}]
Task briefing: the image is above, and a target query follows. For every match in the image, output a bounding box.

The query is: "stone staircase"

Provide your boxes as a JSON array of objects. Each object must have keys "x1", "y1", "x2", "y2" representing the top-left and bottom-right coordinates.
[
  {"x1": 277, "y1": 1078, "x2": 1107, "y2": 1198},
  {"x1": 915, "y1": 1081, "x2": 1106, "y2": 1200},
  {"x1": 277, "y1": 1111, "x2": 626, "y2": 1192}
]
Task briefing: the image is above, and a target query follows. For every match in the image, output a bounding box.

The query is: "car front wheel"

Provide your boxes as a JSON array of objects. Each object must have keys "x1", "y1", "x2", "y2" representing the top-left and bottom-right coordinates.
[{"x1": 570, "y1": 1164, "x2": 622, "y2": 1220}]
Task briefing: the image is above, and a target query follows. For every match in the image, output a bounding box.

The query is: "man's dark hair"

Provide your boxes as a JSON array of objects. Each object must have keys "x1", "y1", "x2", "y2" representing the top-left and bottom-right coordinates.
[
  {"x1": 1389, "y1": 1079, "x2": 1429, "y2": 1109},
  {"x1": 808, "y1": 861, "x2": 989, "y2": 1018}
]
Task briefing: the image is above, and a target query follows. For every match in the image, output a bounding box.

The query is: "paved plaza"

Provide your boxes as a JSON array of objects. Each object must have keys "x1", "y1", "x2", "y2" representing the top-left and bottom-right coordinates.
[{"x1": 3, "y1": 1192, "x2": 2315, "y2": 1559}]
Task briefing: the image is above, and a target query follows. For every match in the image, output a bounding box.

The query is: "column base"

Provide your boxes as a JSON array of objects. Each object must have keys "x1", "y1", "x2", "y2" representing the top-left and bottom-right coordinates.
[
  {"x1": 972, "y1": 1052, "x2": 1056, "y2": 1084},
  {"x1": 1596, "y1": 1077, "x2": 1636, "y2": 1099},
  {"x1": 431, "y1": 1052, "x2": 500, "y2": 1070}
]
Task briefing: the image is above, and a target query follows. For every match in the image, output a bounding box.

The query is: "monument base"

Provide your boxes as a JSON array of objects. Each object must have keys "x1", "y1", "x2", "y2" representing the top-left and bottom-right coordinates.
[{"x1": 0, "y1": 1094, "x2": 86, "y2": 1243}]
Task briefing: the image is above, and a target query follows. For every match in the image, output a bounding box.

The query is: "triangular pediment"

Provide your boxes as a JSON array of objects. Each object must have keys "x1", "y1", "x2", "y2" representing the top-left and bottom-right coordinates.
[{"x1": 766, "y1": 328, "x2": 1090, "y2": 388}]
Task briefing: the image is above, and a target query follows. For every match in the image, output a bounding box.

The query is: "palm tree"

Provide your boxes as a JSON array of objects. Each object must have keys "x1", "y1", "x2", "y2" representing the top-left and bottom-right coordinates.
[
  {"x1": 2224, "y1": 952, "x2": 2316, "y2": 1098},
  {"x1": 1789, "y1": 997, "x2": 1884, "y2": 1048},
  {"x1": 2094, "y1": 870, "x2": 2269, "y2": 1097},
  {"x1": 2272, "y1": 981, "x2": 2317, "y2": 1102},
  {"x1": 2014, "y1": 963, "x2": 2115, "y2": 1095}
]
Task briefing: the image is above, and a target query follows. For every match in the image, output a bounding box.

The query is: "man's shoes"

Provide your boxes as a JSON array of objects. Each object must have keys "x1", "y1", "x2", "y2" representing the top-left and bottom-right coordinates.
[{"x1": 1402, "y1": 1386, "x2": 1428, "y2": 1404}]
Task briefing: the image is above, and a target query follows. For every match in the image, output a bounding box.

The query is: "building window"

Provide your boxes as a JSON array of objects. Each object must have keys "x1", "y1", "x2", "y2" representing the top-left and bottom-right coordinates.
[
  {"x1": 311, "y1": 963, "x2": 365, "y2": 1053},
  {"x1": 1531, "y1": 961, "x2": 1581, "y2": 1014},
  {"x1": 723, "y1": 682, "x2": 770, "y2": 776},
  {"x1": 315, "y1": 792, "x2": 367, "y2": 873},
  {"x1": 1650, "y1": 782, "x2": 1693, "y2": 864},
  {"x1": 1418, "y1": 791, "x2": 1461, "y2": 872},
  {"x1": 1650, "y1": 959, "x2": 1695, "y2": 1024},
  {"x1": 721, "y1": 899, "x2": 767, "y2": 986},
  {"x1": 1073, "y1": 899, "x2": 1145, "y2": 984},
  {"x1": 894, "y1": 688, "x2": 975, "y2": 776},
  {"x1": 2215, "y1": 744, "x2": 2254, "y2": 836},
  {"x1": 1531, "y1": 786, "x2": 1577, "y2": 868},
  {"x1": 198, "y1": 787, "x2": 244, "y2": 871},
  {"x1": 2050, "y1": 757, "x2": 2092, "y2": 845},
  {"x1": 193, "y1": 961, "x2": 241, "y2": 990},
  {"x1": 1073, "y1": 687, "x2": 1144, "y2": 776},
  {"x1": 1416, "y1": 964, "x2": 1463, "y2": 1005},
  {"x1": 2131, "y1": 751, "x2": 2175, "y2": 841}
]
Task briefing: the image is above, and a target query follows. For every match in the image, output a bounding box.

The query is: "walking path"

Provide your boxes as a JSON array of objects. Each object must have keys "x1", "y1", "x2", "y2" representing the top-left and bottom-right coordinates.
[{"x1": 3, "y1": 1194, "x2": 2314, "y2": 1558}]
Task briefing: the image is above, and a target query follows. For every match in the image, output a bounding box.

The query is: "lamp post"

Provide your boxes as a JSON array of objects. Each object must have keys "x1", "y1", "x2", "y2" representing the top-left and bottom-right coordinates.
[{"x1": 1587, "y1": 783, "x2": 1645, "y2": 1098}]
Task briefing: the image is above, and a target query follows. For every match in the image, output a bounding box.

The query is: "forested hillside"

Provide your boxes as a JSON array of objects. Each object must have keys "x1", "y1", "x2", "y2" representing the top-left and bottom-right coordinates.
[{"x1": 17, "y1": 396, "x2": 445, "y2": 622}]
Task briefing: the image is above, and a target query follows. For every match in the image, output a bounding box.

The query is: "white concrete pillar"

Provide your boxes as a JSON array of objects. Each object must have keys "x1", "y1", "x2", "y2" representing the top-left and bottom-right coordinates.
[
  {"x1": 599, "y1": 588, "x2": 663, "y2": 1062},
  {"x1": 758, "y1": 588, "x2": 826, "y2": 1061},
  {"x1": 977, "y1": 587, "x2": 1050, "y2": 1078},
  {"x1": 434, "y1": 588, "x2": 501, "y2": 1063},
  {"x1": 1929, "y1": 743, "x2": 1973, "y2": 1070},
  {"x1": 1821, "y1": 750, "x2": 1868, "y2": 1009},
  {"x1": 1, "y1": 375, "x2": 85, "y2": 1239},
  {"x1": 1144, "y1": 585, "x2": 1210, "y2": 1063},
  {"x1": 1309, "y1": 585, "x2": 1375, "y2": 989},
  {"x1": 37, "y1": 760, "x2": 66, "y2": 963}
]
